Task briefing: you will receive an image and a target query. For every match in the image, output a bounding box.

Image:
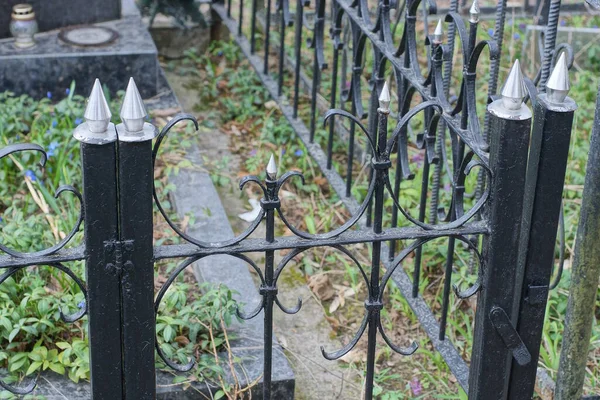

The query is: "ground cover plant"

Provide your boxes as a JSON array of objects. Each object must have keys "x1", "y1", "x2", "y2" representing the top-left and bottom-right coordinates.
[{"x1": 0, "y1": 85, "x2": 240, "y2": 399}]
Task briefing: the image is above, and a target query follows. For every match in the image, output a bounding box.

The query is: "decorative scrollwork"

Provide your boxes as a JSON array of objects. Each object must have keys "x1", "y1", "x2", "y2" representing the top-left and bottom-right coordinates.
[
  {"x1": 0, "y1": 144, "x2": 84, "y2": 258},
  {"x1": 0, "y1": 263, "x2": 87, "y2": 394}
]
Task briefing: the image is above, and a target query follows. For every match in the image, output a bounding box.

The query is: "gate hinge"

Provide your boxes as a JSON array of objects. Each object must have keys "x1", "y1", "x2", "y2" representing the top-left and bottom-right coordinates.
[
  {"x1": 489, "y1": 306, "x2": 532, "y2": 366},
  {"x1": 104, "y1": 240, "x2": 134, "y2": 276}
]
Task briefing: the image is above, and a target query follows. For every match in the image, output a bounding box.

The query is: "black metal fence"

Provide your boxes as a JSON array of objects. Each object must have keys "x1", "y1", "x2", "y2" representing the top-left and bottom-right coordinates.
[{"x1": 0, "y1": 0, "x2": 583, "y2": 398}]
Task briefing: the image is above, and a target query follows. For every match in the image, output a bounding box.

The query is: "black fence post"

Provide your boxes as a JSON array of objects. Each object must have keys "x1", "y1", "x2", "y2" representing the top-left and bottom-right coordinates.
[
  {"x1": 116, "y1": 78, "x2": 158, "y2": 399},
  {"x1": 508, "y1": 55, "x2": 576, "y2": 399},
  {"x1": 73, "y1": 80, "x2": 123, "y2": 398},
  {"x1": 468, "y1": 61, "x2": 532, "y2": 400}
]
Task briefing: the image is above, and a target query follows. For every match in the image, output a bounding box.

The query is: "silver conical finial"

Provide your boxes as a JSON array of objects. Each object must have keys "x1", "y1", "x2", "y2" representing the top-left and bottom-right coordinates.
[
  {"x1": 266, "y1": 154, "x2": 278, "y2": 180},
  {"x1": 379, "y1": 81, "x2": 391, "y2": 112},
  {"x1": 546, "y1": 53, "x2": 570, "y2": 104},
  {"x1": 469, "y1": 0, "x2": 480, "y2": 23},
  {"x1": 84, "y1": 79, "x2": 112, "y2": 134},
  {"x1": 501, "y1": 60, "x2": 526, "y2": 111},
  {"x1": 433, "y1": 19, "x2": 443, "y2": 43},
  {"x1": 120, "y1": 78, "x2": 147, "y2": 133}
]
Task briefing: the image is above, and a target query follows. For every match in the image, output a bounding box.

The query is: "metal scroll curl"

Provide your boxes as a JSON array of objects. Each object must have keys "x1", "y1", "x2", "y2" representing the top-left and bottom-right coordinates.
[
  {"x1": 0, "y1": 144, "x2": 84, "y2": 258},
  {"x1": 0, "y1": 262, "x2": 87, "y2": 394},
  {"x1": 154, "y1": 253, "x2": 264, "y2": 372},
  {"x1": 319, "y1": 244, "x2": 418, "y2": 359},
  {"x1": 152, "y1": 114, "x2": 265, "y2": 248}
]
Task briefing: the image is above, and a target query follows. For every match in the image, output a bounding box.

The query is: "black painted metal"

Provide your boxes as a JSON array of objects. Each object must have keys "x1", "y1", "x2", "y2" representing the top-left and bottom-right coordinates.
[
  {"x1": 468, "y1": 103, "x2": 532, "y2": 399},
  {"x1": 118, "y1": 140, "x2": 157, "y2": 399},
  {"x1": 508, "y1": 94, "x2": 576, "y2": 399},
  {"x1": 81, "y1": 142, "x2": 123, "y2": 398}
]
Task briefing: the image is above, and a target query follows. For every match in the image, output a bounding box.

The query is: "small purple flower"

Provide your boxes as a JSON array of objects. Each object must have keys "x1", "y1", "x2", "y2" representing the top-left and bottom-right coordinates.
[
  {"x1": 75, "y1": 118, "x2": 83, "y2": 125},
  {"x1": 487, "y1": 28, "x2": 494, "y2": 37},
  {"x1": 560, "y1": 19, "x2": 566, "y2": 26},
  {"x1": 410, "y1": 377, "x2": 423, "y2": 396},
  {"x1": 24, "y1": 170, "x2": 37, "y2": 182},
  {"x1": 513, "y1": 33, "x2": 521, "y2": 40},
  {"x1": 410, "y1": 152, "x2": 424, "y2": 166},
  {"x1": 46, "y1": 91, "x2": 52, "y2": 99},
  {"x1": 45, "y1": 130, "x2": 51, "y2": 136},
  {"x1": 249, "y1": 149, "x2": 258, "y2": 156},
  {"x1": 0, "y1": 216, "x2": 3, "y2": 223},
  {"x1": 444, "y1": 183, "x2": 452, "y2": 192},
  {"x1": 281, "y1": 148, "x2": 286, "y2": 155},
  {"x1": 52, "y1": 120, "x2": 57, "y2": 128},
  {"x1": 294, "y1": 149, "x2": 304, "y2": 156},
  {"x1": 65, "y1": 88, "x2": 70, "y2": 95},
  {"x1": 519, "y1": 23, "x2": 526, "y2": 31},
  {"x1": 77, "y1": 301, "x2": 85, "y2": 309},
  {"x1": 47, "y1": 141, "x2": 59, "y2": 158},
  {"x1": 217, "y1": 50, "x2": 224, "y2": 57}
]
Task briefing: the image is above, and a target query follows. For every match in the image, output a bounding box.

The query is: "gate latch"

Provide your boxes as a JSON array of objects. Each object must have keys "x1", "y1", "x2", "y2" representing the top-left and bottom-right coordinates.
[
  {"x1": 490, "y1": 306, "x2": 531, "y2": 366},
  {"x1": 104, "y1": 240, "x2": 134, "y2": 276}
]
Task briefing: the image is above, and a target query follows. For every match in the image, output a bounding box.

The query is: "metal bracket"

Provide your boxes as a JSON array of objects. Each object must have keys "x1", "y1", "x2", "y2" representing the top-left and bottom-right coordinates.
[
  {"x1": 104, "y1": 240, "x2": 134, "y2": 276},
  {"x1": 490, "y1": 306, "x2": 532, "y2": 366}
]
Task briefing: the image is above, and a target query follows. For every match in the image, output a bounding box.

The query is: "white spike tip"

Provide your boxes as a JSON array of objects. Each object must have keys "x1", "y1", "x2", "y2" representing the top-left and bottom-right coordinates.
[
  {"x1": 434, "y1": 19, "x2": 443, "y2": 43},
  {"x1": 84, "y1": 79, "x2": 112, "y2": 134},
  {"x1": 266, "y1": 154, "x2": 278, "y2": 180},
  {"x1": 379, "y1": 81, "x2": 391, "y2": 111},
  {"x1": 501, "y1": 59, "x2": 526, "y2": 111},
  {"x1": 120, "y1": 77, "x2": 148, "y2": 132},
  {"x1": 546, "y1": 52, "x2": 570, "y2": 104},
  {"x1": 469, "y1": 0, "x2": 480, "y2": 23}
]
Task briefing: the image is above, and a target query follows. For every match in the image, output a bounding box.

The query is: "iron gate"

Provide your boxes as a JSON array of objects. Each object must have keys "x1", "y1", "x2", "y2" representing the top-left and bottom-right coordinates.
[{"x1": 0, "y1": 0, "x2": 580, "y2": 398}]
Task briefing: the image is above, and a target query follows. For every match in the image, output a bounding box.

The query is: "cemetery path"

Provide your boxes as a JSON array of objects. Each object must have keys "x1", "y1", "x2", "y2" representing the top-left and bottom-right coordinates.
[{"x1": 165, "y1": 69, "x2": 363, "y2": 399}]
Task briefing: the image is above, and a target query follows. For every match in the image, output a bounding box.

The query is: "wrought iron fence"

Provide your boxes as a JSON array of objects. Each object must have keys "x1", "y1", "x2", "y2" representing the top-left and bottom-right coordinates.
[{"x1": 0, "y1": 0, "x2": 582, "y2": 398}]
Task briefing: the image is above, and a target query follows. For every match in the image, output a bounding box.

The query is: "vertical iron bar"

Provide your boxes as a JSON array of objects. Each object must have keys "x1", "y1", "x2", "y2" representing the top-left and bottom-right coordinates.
[
  {"x1": 250, "y1": 0, "x2": 259, "y2": 51},
  {"x1": 292, "y1": 0, "x2": 305, "y2": 118},
  {"x1": 507, "y1": 92, "x2": 576, "y2": 399},
  {"x1": 345, "y1": 101, "x2": 357, "y2": 197},
  {"x1": 411, "y1": 159, "x2": 430, "y2": 298},
  {"x1": 278, "y1": 4, "x2": 284, "y2": 96},
  {"x1": 81, "y1": 140, "x2": 123, "y2": 399},
  {"x1": 468, "y1": 98, "x2": 532, "y2": 400},
  {"x1": 389, "y1": 32, "x2": 411, "y2": 261},
  {"x1": 117, "y1": 136, "x2": 157, "y2": 399},
  {"x1": 364, "y1": 92, "x2": 389, "y2": 400},
  {"x1": 309, "y1": 55, "x2": 320, "y2": 142},
  {"x1": 264, "y1": 0, "x2": 273, "y2": 74},
  {"x1": 429, "y1": 0, "x2": 458, "y2": 223},
  {"x1": 239, "y1": 0, "x2": 244, "y2": 36},
  {"x1": 327, "y1": 38, "x2": 340, "y2": 169},
  {"x1": 439, "y1": 19, "x2": 476, "y2": 340},
  {"x1": 539, "y1": 0, "x2": 561, "y2": 87},
  {"x1": 388, "y1": 76, "x2": 406, "y2": 261},
  {"x1": 482, "y1": 0, "x2": 508, "y2": 142},
  {"x1": 262, "y1": 175, "x2": 278, "y2": 400},
  {"x1": 365, "y1": 55, "x2": 383, "y2": 228}
]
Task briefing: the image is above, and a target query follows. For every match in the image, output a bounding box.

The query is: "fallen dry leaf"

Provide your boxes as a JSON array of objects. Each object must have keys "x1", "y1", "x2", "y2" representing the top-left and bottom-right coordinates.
[{"x1": 308, "y1": 274, "x2": 335, "y2": 301}]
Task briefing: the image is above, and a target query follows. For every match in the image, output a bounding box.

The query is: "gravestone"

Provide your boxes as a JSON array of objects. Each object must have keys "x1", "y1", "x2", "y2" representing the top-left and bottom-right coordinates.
[
  {"x1": 0, "y1": 0, "x2": 121, "y2": 38},
  {"x1": 0, "y1": 0, "x2": 163, "y2": 100}
]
